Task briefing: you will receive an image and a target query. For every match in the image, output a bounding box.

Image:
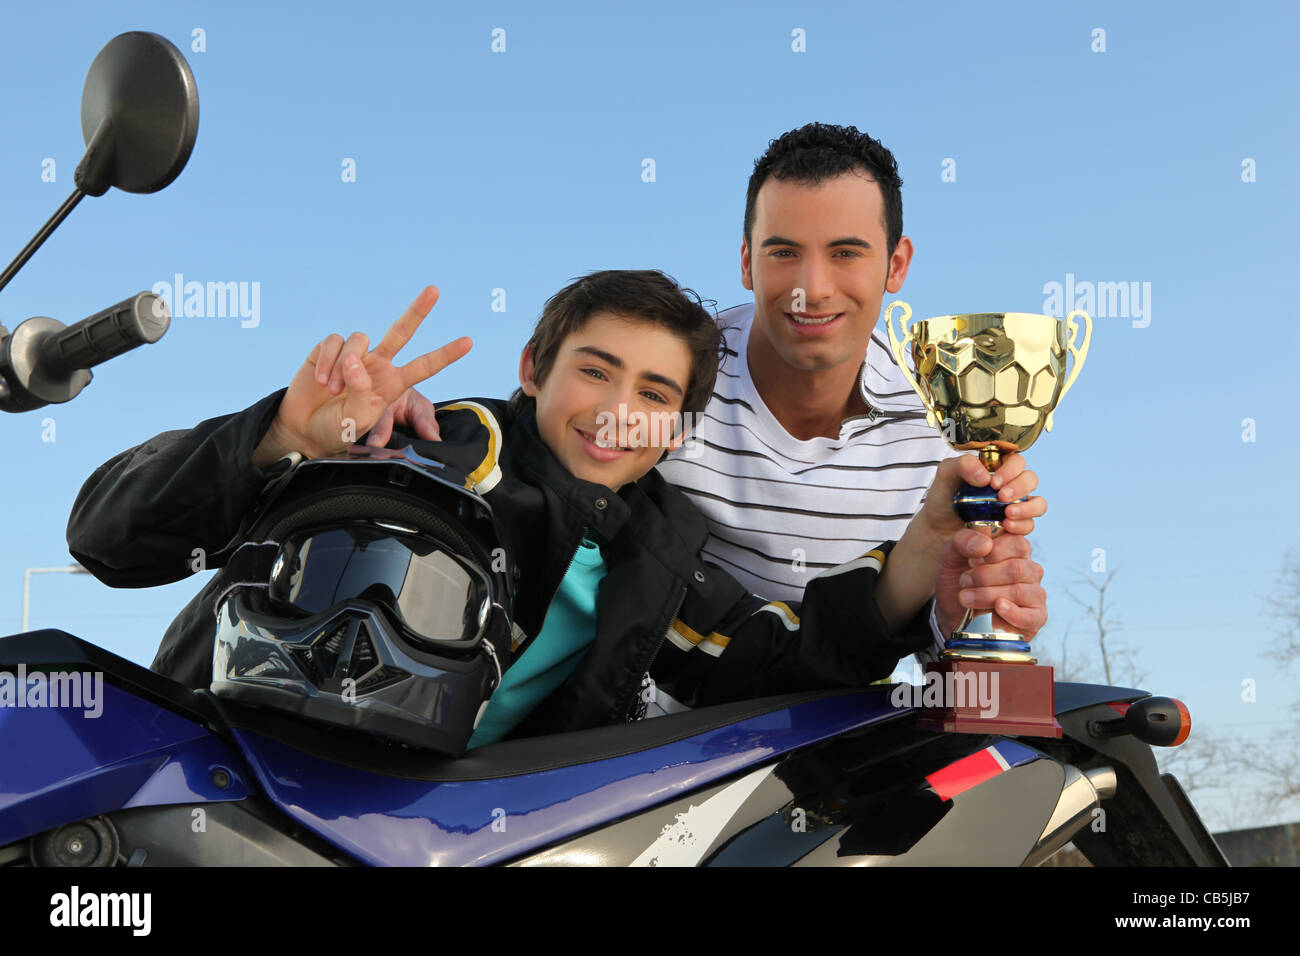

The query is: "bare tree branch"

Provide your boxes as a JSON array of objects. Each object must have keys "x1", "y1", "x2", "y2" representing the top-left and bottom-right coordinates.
[
  {"x1": 1265, "y1": 549, "x2": 1300, "y2": 668},
  {"x1": 1064, "y1": 568, "x2": 1143, "y2": 687}
]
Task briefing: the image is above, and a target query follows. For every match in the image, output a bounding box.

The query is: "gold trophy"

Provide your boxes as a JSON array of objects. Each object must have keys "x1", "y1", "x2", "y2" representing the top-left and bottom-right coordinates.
[{"x1": 885, "y1": 301, "x2": 1091, "y2": 737}]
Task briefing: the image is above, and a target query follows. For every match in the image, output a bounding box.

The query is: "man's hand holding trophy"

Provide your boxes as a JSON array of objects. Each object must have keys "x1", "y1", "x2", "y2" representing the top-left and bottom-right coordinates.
[{"x1": 886, "y1": 301, "x2": 1092, "y2": 737}]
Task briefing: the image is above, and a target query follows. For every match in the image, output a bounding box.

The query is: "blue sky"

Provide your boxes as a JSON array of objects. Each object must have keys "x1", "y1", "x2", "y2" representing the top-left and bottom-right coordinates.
[{"x1": 1, "y1": 1, "x2": 1296, "y2": 832}]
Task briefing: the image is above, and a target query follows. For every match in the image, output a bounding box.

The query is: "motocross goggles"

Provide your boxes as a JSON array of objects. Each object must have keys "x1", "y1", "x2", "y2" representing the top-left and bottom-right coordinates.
[{"x1": 265, "y1": 521, "x2": 494, "y2": 652}]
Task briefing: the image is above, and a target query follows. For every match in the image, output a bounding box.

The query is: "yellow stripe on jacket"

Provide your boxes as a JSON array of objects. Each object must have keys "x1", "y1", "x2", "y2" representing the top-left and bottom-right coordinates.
[
  {"x1": 438, "y1": 401, "x2": 504, "y2": 494},
  {"x1": 666, "y1": 618, "x2": 732, "y2": 658}
]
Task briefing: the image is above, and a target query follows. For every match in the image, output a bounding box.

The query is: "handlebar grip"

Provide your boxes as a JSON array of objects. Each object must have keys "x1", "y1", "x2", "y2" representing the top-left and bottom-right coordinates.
[{"x1": 37, "y1": 292, "x2": 169, "y2": 376}]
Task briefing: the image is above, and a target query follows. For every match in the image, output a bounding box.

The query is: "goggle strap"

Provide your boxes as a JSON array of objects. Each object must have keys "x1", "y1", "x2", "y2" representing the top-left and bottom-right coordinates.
[
  {"x1": 212, "y1": 580, "x2": 267, "y2": 617},
  {"x1": 211, "y1": 540, "x2": 281, "y2": 614},
  {"x1": 223, "y1": 540, "x2": 281, "y2": 585},
  {"x1": 210, "y1": 538, "x2": 279, "y2": 613}
]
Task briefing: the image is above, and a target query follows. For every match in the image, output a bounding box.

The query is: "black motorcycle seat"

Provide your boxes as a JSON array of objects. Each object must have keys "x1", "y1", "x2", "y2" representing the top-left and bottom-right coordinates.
[{"x1": 214, "y1": 685, "x2": 869, "y2": 781}]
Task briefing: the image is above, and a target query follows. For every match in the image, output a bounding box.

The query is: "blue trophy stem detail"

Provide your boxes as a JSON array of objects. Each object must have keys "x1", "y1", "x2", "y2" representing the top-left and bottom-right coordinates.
[
  {"x1": 943, "y1": 477, "x2": 1033, "y2": 658},
  {"x1": 953, "y1": 481, "x2": 1006, "y2": 525},
  {"x1": 947, "y1": 637, "x2": 1033, "y2": 654}
]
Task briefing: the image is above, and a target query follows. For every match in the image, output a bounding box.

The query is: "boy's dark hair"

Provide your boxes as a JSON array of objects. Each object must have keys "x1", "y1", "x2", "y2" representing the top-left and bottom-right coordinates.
[
  {"x1": 510, "y1": 270, "x2": 723, "y2": 422},
  {"x1": 744, "y1": 122, "x2": 904, "y2": 256}
]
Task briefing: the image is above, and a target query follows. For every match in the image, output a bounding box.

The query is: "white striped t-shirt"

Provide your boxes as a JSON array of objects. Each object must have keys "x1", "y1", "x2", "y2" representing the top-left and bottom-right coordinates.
[{"x1": 658, "y1": 303, "x2": 962, "y2": 607}]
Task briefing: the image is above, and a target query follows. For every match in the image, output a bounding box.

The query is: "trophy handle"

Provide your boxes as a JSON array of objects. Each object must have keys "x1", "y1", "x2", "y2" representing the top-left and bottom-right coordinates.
[
  {"x1": 884, "y1": 300, "x2": 935, "y2": 427},
  {"x1": 1046, "y1": 309, "x2": 1092, "y2": 432}
]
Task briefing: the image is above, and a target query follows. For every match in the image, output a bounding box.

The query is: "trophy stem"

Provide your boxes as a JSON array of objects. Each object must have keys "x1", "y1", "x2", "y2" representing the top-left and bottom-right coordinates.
[
  {"x1": 946, "y1": 444, "x2": 1034, "y2": 664},
  {"x1": 977, "y1": 446, "x2": 1002, "y2": 472}
]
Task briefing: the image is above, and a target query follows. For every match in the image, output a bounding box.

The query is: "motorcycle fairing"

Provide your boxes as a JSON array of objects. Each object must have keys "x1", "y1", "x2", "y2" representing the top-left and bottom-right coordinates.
[
  {"x1": 226, "y1": 688, "x2": 912, "y2": 866},
  {"x1": 1054, "y1": 681, "x2": 1148, "y2": 713},
  {"x1": 924, "y1": 739, "x2": 1043, "y2": 800},
  {"x1": 515, "y1": 724, "x2": 1057, "y2": 865},
  {"x1": 792, "y1": 758, "x2": 1066, "y2": 865},
  {"x1": 0, "y1": 680, "x2": 251, "y2": 848}
]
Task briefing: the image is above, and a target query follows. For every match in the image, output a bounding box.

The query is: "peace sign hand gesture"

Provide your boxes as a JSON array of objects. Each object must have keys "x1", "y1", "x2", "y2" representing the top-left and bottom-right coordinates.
[{"x1": 252, "y1": 286, "x2": 471, "y2": 466}]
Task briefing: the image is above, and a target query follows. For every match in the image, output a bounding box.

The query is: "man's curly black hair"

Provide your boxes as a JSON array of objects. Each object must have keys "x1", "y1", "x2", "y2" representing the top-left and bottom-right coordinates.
[{"x1": 743, "y1": 122, "x2": 904, "y2": 256}]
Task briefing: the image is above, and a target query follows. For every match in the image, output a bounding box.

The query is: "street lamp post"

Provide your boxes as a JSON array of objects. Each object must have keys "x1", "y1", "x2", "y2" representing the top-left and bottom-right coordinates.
[{"x1": 21, "y1": 564, "x2": 89, "y2": 632}]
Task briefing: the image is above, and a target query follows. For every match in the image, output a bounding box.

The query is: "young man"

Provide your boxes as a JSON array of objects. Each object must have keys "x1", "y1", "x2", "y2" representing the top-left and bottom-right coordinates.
[
  {"x1": 656, "y1": 122, "x2": 1049, "y2": 652},
  {"x1": 67, "y1": 271, "x2": 1006, "y2": 743}
]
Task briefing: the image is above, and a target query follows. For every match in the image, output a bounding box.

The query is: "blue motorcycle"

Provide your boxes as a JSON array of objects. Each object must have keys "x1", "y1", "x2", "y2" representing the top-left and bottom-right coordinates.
[{"x1": 0, "y1": 32, "x2": 1226, "y2": 868}]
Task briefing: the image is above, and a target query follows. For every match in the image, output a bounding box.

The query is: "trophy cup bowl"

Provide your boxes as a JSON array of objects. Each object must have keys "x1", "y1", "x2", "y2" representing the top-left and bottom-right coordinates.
[{"x1": 884, "y1": 301, "x2": 1091, "y2": 737}]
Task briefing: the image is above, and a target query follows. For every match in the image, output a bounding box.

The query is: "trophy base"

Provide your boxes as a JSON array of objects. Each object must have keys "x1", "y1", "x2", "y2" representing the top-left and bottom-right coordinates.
[{"x1": 915, "y1": 659, "x2": 1062, "y2": 738}]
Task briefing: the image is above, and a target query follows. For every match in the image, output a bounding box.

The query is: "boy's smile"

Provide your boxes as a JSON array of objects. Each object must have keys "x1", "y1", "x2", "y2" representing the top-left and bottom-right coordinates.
[{"x1": 520, "y1": 312, "x2": 693, "y2": 492}]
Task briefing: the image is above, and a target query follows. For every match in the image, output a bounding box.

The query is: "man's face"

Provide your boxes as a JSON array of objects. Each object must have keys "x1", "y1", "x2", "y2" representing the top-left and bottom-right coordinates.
[
  {"x1": 520, "y1": 312, "x2": 693, "y2": 492},
  {"x1": 741, "y1": 170, "x2": 912, "y2": 374}
]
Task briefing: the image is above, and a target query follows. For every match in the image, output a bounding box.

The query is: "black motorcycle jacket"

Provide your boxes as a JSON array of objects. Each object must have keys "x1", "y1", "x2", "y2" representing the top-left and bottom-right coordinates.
[{"x1": 66, "y1": 389, "x2": 934, "y2": 738}]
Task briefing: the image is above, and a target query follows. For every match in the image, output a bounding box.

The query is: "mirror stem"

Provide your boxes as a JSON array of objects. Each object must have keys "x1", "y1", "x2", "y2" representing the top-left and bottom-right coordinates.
[{"x1": 0, "y1": 189, "x2": 86, "y2": 295}]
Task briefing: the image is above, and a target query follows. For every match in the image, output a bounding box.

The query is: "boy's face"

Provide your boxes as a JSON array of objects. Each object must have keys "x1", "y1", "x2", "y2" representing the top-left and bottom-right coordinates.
[
  {"x1": 519, "y1": 313, "x2": 693, "y2": 492},
  {"x1": 741, "y1": 170, "x2": 913, "y2": 376}
]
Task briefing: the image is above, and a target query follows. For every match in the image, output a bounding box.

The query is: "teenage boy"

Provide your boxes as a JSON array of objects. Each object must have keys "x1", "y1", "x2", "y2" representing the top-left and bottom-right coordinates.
[{"x1": 66, "y1": 271, "x2": 1026, "y2": 743}]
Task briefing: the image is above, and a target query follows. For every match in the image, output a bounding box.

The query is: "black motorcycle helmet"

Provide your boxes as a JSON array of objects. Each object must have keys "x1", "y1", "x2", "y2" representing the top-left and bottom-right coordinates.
[{"x1": 209, "y1": 444, "x2": 516, "y2": 756}]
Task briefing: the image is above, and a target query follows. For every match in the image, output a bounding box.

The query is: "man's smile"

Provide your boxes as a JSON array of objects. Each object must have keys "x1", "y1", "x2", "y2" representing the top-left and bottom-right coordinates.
[{"x1": 785, "y1": 311, "x2": 845, "y2": 335}]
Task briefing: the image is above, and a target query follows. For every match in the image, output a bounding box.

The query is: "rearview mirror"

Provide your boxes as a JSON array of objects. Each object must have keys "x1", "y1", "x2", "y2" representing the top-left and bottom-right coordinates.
[{"x1": 76, "y1": 31, "x2": 200, "y2": 196}]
